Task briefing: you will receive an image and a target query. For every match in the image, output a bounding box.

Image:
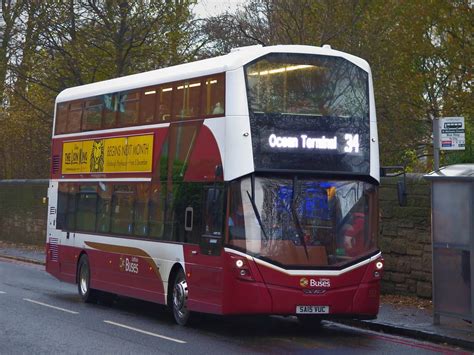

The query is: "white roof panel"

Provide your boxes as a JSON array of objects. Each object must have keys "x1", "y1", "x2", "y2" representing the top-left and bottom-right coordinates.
[{"x1": 56, "y1": 45, "x2": 370, "y2": 103}]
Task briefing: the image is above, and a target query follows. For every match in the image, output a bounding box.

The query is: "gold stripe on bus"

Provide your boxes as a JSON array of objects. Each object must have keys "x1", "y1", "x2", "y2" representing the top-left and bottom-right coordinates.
[
  {"x1": 62, "y1": 134, "x2": 153, "y2": 174},
  {"x1": 84, "y1": 241, "x2": 161, "y2": 278}
]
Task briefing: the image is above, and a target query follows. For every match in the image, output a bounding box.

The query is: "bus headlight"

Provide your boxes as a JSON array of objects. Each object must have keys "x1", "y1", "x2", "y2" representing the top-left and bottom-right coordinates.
[
  {"x1": 374, "y1": 259, "x2": 384, "y2": 278},
  {"x1": 229, "y1": 255, "x2": 255, "y2": 282}
]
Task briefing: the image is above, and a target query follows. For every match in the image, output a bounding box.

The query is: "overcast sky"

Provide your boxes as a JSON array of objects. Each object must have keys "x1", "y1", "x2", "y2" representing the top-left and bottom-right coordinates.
[{"x1": 193, "y1": 0, "x2": 244, "y2": 18}]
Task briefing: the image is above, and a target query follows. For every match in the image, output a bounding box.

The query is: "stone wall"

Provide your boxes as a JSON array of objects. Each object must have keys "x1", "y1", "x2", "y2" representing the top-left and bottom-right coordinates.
[
  {"x1": 0, "y1": 178, "x2": 434, "y2": 298},
  {"x1": 0, "y1": 180, "x2": 48, "y2": 246},
  {"x1": 379, "y1": 174, "x2": 432, "y2": 298}
]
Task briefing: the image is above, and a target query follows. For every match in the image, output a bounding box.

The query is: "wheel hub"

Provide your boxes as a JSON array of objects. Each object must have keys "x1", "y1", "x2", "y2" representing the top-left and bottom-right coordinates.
[
  {"x1": 173, "y1": 279, "x2": 188, "y2": 316},
  {"x1": 79, "y1": 267, "x2": 88, "y2": 295}
]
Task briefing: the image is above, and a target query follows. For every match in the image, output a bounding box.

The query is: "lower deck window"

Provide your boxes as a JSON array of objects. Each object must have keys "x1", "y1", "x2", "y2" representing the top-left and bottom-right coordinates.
[{"x1": 55, "y1": 181, "x2": 223, "y2": 244}]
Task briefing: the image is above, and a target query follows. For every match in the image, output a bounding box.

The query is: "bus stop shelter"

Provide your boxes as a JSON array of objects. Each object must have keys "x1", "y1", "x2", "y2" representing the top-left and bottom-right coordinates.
[{"x1": 424, "y1": 164, "x2": 474, "y2": 328}]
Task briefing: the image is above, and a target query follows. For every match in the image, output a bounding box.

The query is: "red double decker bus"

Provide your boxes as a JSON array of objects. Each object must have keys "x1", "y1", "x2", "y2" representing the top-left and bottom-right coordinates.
[{"x1": 46, "y1": 45, "x2": 383, "y2": 325}]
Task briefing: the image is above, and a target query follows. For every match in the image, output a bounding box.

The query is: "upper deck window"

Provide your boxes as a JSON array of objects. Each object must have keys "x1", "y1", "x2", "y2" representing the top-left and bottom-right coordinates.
[
  {"x1": 245, "y1": 54, "x2": 368, "y2": 119},
  {"x1": 140, "y1": 87, "x2": 157, "y2": 124},
  {"x1": 54, "y1": 73, "x2": 225, "y2": 135},
  {"x1": 55, "y1": 103, "x2": 68, "y2": 134},
  {"x1": 203, "y1": 74, "x2": 225, "y2": 116},
  {"x1": 118, "y1": 91, "x2": 140, "y2": 126},
  {"x1": 68, "y1": 101, "x2": 83, "y2": 133},
  {"x1": 83, "y1": 98, "x2": 103, "y2": 131},
  {"x1": 174, "y1": 80, "x2": 202, "y2": 120}
]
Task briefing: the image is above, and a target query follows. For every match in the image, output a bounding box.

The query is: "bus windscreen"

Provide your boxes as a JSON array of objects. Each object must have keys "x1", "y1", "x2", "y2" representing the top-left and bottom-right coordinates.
[{"x1": 227, "y1": 176, "x2": 378, "y2": 268}]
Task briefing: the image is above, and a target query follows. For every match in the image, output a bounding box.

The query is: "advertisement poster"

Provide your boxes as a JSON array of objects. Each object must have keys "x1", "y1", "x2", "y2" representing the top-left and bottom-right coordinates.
[{"x1": 62, "y1": 134, "x2": 154, "y2": 174}]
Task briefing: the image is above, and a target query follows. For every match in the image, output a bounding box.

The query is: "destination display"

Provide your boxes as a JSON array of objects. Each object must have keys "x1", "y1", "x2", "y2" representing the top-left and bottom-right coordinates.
[
  {"x1": 62, "y1": 134, "x2": 154, "y2": 174},
  {"x1": 250, "y1": 114, "x2": 370, "y2": 174}
]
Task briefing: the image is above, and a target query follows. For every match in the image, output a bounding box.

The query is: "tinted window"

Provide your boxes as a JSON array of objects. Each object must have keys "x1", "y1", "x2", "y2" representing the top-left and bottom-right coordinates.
[
  {"x1": 134, "y1": 183, "x2": 150, "y2": 237},
  {"x1": 158, "y1": 86, "x2": 172, "y2": 121},
  {"x1": 57, "y1": 183, "x2": 69, "y2": 229},
  {"x1": 66, "y1": 184, "x2": 78, "y2": 230},
  {"x1": 246, "y1": 54, "x2": 368, "y2": 118},
  {"x1": 55, "y1": 103, "x2": 68, "y2": 134},
  {"x1": 96, "y1": 183, "x2": 112, "y2": 233},
  {"x1": 118, "y1": 91, "x2": 140, "y2": 126},
  {"x1": 76, "y1": 185, "x2": 97, "y2": 232},
  {"x1": 68, "y1": 101, "x2": 82, "y2": 133},
  {"x1": 140, "y1": 88, "x2": 157, "y2": 124},
  {"x1": 203, "y1": 74, "x2": 225, "y2": 116},
  {"x1": 110, "y1": 185, "x2": 136, "y2": 235},
  {"x1": 83, "y1": 98, "x2": 103, "y2": 131},
  {"x1": 174, "y1": 80, "x2": 201, "y2": 120},
  {"x1": 167, "y1": 123, "x2": 200, "y2": 180},
  {"x1": 103, "y1": 93, "x2": 117, "y2": 128},
  {"x1": 149, "y1": 183, "x2": 165, "y2": 239},
  {"x1": 173, "y1": 182, "x2": 203, "y2": 243},
  {"x1": 203, "y1": 185, "x2": 224, "y2": 236}
]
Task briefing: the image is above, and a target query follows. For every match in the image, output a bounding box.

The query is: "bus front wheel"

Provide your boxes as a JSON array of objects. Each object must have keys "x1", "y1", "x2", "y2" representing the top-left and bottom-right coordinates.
[
  {"x1": 172, "y1": 270, "x2": 191, "y2": 326},
  {"x1": 77, "y1": 255, "x2": 98, "y2": 303}
]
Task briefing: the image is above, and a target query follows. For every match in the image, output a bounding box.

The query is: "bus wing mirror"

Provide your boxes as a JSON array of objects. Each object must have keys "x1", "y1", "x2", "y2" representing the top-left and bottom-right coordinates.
[
  {"x1": 397, "y1": 180, "x2": 407, "y2": 207},
  {"x1": 381, "y1": 165, "x2": 407, "y2": 207}
]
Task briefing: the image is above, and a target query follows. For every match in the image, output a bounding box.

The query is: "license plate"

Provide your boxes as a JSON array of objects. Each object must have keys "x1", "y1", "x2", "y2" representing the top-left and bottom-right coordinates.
[{"x1": 296, "y1": 305, "x2": 329, "y2": 314}]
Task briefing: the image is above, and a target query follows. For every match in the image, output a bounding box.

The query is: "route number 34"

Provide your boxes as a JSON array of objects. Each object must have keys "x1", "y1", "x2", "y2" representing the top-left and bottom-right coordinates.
[{"x1": 344, "y1": 134, "x2": 359, "y2": 153}]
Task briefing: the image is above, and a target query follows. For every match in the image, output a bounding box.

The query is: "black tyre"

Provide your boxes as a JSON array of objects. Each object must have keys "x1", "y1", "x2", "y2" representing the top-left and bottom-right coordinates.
[
  {"x1": 171, "y1": 269, "x2": 191, "y2": 326},
  {"x1": 77, "y1": 255, "x2": 98, "y2": 303}
]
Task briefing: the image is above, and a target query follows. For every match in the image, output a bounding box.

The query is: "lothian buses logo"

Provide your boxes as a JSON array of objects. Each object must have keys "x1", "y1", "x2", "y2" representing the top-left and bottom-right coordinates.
[
  {"x1": 119, "y1": 256, "x2": 139, "y2": 274},
  {"x1": 299, "y1": 277, "x2": 331, "y2": 288},
  {"x1": 299, "y1": 278, "x2": 309, "y2": 287}
]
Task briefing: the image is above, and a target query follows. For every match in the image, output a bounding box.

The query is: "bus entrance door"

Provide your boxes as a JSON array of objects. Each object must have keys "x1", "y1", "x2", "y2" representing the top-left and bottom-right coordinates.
[{"x1": 184, "y1": 186, "x2": 225, "y2": 314}]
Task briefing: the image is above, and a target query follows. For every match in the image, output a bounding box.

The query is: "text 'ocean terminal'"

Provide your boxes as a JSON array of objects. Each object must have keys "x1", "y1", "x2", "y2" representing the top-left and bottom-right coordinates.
[{"x1": 268, "y1": 133, "x2": 360, "y2": 153}]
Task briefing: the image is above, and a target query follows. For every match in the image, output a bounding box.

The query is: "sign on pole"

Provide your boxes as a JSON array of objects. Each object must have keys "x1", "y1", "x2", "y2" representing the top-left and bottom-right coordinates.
[{"x1": 439, "y1": 117, "x2": 465, "y2": 151}]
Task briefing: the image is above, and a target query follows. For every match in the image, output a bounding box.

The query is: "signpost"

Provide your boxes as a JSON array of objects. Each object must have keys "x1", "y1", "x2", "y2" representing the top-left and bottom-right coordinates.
[
  {"x1": 433, "y1": 116, "x2": 465, "y2": 171},
  {"x1": 439, "y1": 117, "x2": 465, "y2": 151}
]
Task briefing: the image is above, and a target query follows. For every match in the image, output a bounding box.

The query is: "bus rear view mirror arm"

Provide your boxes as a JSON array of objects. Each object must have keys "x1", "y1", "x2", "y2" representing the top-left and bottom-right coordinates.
[{"x1": 380, "y1": 165, "x2": 407, "y2": 207}]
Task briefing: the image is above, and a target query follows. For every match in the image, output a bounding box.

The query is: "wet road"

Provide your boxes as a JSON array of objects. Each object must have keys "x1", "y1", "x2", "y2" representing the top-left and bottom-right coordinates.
[{"x1": 0, "y1": 257, "x2": 469, "y2": 354}]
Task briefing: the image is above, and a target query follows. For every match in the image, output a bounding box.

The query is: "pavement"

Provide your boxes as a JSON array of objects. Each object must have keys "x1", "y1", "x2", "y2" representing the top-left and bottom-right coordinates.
[{"x1": 1, "y1": 243, "x2": 473, "y2": 351}]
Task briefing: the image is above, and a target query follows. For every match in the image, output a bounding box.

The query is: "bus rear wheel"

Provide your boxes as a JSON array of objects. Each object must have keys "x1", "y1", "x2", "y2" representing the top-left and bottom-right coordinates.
[
  {"x1": 77, "y1": 255, "x2": 98, "y2": 303},
  {"x1": 172, "y1": 270, "x2": 191, "y2": 326}
]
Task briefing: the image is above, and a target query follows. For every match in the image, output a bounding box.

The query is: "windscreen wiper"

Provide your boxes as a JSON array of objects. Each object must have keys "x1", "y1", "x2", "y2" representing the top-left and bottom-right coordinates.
[
  {"x1": 291, "y1": 177, "x2": 309, "y2": 259},
  {"x1": 246, "y1": 191, "x2": 269, "y2": 241}
]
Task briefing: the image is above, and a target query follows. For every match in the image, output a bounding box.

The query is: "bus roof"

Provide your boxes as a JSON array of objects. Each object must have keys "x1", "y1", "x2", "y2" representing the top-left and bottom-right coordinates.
[{"x1": 56, "y1": 45, "x2": 370, "y2": 103}]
